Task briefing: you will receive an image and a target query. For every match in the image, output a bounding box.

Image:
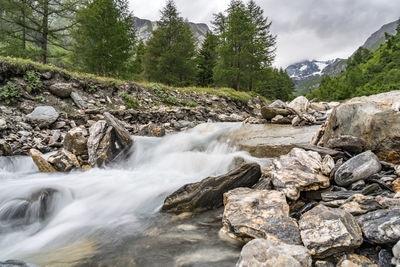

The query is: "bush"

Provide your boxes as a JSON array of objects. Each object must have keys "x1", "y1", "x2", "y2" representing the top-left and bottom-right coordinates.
[
  {"x1": 150, "y1": 83, "x2": 180, "y2": 105},
  {"x1": 119, "y1": 92, "x2": 140, "y2": 109},
  {"x1": 0, "y1": 82, "x2": 22, "y2": 104},
  {"x1": 23, "y1": 70, "x2": 43, "y2": 94}
]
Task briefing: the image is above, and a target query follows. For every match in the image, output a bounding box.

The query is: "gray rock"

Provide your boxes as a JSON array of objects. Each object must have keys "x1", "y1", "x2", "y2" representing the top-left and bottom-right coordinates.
[
  {"x1": 261, "y1": 106, "x2": 292, "y2": 120},
  {"x1": 63, "y1": 126, "x2": 88, "y2": 155},
  {"x1": 269, "y1": 99, "x2": 287, "y2": 109},
  {"x1": 336, "y1": 254, "x2": 379, "y2": 267},
  {"x1": 271, "y1": 115, "x2": 292, "y2": 124},
  {"x1": 0, "y1": 118, "x2": 6, "y2": 130},
  {"x1": 326, "y1": 135, "x2": 366, "y2": 154},
  {"x1": 334, "y1": 151, "x2": 381, "y2": 186},
  {"x1": 299, "y1": 205, "x2": 363, "y2": 258},
  {"x1": 70, "y1": 92, "x2": 87, "y2": 109},
  {"x1": 392, "y1": 240, "x2": 400, "y2": 267},
  {"x1": 173, "y1": 120, "x2": 195, "y2": 129},
  {"x1": 339, "y1": 194, "x2": 382, "y2": 215},
  {"x1": 47, "y1": 149, "x2": 80, "y2": 172},
  {"x1": 222, "y1": 188, "x2": 301, "y2": 244},
  {"x1": 87, "y1": 120, "x2": 107, "y2": 166},
  {"x1": 26, "y1": 106, "x2": 59, "y2": 128},
  {"x1": 357, "y1": 208, "x2": 400, "y2": 244},
  {"x1": 236, "y1": 238, "x2": 311, "y2": 267},
  {"x1": 49, "y1": 82, "x2": 73, "y2": 98},
  {"x1": 162, "y1": 163, "x2": 261, "y2": 213},
  {"x1": 0, "y1": 140, "x2": 12, "y2": 156},
  {"x1": 288, "y1": 96, "x2": 309, "y2": 113},
  {"x1": 321, "y1": 155, "x2": 335, "y2": 176},
  {"x1": 103, "y1": 112, "x2": 133, "y2": 148}
]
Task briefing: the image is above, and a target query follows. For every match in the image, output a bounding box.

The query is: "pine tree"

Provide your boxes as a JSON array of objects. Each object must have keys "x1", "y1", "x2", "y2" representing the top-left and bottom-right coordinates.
[
  {"x1": 72, "y1": 0, "x2": 136, "y2": 77},
  {"x1": 196, "y1": 32, "x2": 218, "y2": 86},
  {"x1": 143, "y1": 0, "x2": 196, "y2": 86},
  {"x1": 130, "y1": 39, "x2": 145, "y2": 75}
]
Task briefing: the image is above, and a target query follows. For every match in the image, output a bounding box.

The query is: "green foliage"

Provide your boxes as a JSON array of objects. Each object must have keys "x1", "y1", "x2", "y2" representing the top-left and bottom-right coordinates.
[
  {"x1": 23, "y1": 70, "x2": 43, "y2": 93},
  {"x1": 35, "y1": 95, "x2": 45, "y2": 102},
  {"x1": 254, "y1": 68, "x2": 295, "y2": 101},
  {"x1": 72, "y1": 0, "x2": 136, "y2": 77},
  {"x1": 0, "y1": 82, "x2": 21, "y2": 104},
  {"x1": 119, "y1": 92, "x2": 140, "y2": 109},
  {"x1": 150, "y1": 83, "x2": 179, "y2": 105},
  {"x1": 143, "y1": 0, "x2": 197, "y2": 86},
  {"x1": 87, "y1": 83, "x2": 97, "y2": 94},
  {"x1": 308, "y1": 20, "x2": 400, "y2": 101},
  {"x1": 196, "y1": 32, "x2": 218, "y2": 86}
]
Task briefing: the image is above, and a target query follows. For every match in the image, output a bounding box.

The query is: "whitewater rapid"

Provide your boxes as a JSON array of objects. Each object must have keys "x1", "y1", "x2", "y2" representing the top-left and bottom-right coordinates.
[{"x1": 0, "y1": 123, "x2": 265, "y2": 263}]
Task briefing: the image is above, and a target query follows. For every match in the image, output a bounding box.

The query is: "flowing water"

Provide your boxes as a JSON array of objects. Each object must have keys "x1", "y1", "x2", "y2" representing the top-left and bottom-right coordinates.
[{"x1": 0, "y1": 123, "x2": 268, "y2": 266}]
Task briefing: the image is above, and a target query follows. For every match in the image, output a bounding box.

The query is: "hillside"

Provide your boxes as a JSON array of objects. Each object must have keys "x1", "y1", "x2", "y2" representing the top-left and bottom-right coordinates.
[{"x1": 307, "y1": 23, "x2": 400, "y2": 101}]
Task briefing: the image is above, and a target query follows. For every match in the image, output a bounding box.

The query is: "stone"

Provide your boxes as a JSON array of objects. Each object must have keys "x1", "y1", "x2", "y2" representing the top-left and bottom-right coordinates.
[
  {"x1": 310, "y1": 102, "x2": 328, "y2": 112},
  {"x1": 26, "y1": 106, "x2": 59, "y2": 128},
  {"x1": 271, "y1": 115, "x2": 291, "y2": 124},
  {"x1": 161, "y1": 163, "x2": 261, "y2": 213},
  {"x1": 357, "y1": 207, "x2": 400, "y2": 244},
  {"x1": 173, "y1": 120, "x2": 195, "y2": 129},
  {"x1": 103, "y1": 112, "x2": 133, "y2": 148},
  {"x1": 0, "y1": 118, "x2": 6, "y2": 130},
  {"x1": 393, "y1": 240, "x2": 400, "y2": 267},
  {"x1": 269, "y1": 148, "x2": 330, "y2": 200},
  {"x1": 236, "y1": 238, "x2": 312, "y2": 267},
  {"x1": 138, "y1": 122, "x2": 165, "y2": 137},
  {"x1": 288, "y1": 96, "x2": 309, "y2": 113},
  {"x1": 63, "y1": 126, "x2": 88, "y2": 155},
  {"x1": 334, "y1": 151, "x2": 381, "y2": 186},
  {"x1": 268, "y1": 99, "x2": 287, "y2": 109},
  {"x1": 47, "y1": 149, "x2": 81, "y2": 172},
  {"x1": 299, "y1": 205, "x2": 363, "y2": 258},
  {"x1": 222, "y1": 188, "x2": 301, "y2": 244},
  {"x1": 321, "y1": 155, "x2": 335, "y2": 176},
  {"x1": 393, "y1": 178, "x2": 400, "y2": 193},
  {"x1": 313, "y1": 261, "x2": 334, "y2": 267},
  {"x1": 261, "y1": 106, "x2": 292, "y2": 120},
  {"x1": 87, "y1": 120, "x2": 107, "y2": 166},
  {"x1": 291, "y1": 115, "x2": 302, "y2": 126},
  {"x1": 336, "y1": 254, "x2": 379, "y2": 267},
  {"x1": 0, "y1": 260, "x2": 40, "y2": 267},
  {"x1": 319, "y1": 91, "x2": 400, "y2": 163},
  {"x1": 49, "y1": 82, "x2": 73, "y2": 98},
  {"x1": 339, "y1": 194, "x2": 382, "y2": 215},
  {"x1": 0, "y1": 140, "x2": 12, "y2": 156},
  {"x1": 70, "y1": 92, "x2": 87, "y2": 109},
  {"x1": 29, "y1": 149, "x2": 56, "y2": 173},
  {"x1": 95, "y1": 126, "x2": 118, "y2": 167},
  {"x1": 326, "y1": 135, "x2": 366, "y2": 154}
]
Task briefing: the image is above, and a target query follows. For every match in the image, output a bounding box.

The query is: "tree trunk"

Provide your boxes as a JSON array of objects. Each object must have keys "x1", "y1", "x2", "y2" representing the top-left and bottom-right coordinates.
[
  {"x1": 40, "y1": 0, "x2": 49, "y2": 64},
  {"x1": 21, "y1": 1, "x2": 26, "y2": 50}
]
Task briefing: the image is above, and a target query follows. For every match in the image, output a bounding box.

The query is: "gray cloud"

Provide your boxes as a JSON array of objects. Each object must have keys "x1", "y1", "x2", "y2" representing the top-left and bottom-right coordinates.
[{"x1": 129, "y1": 0, "x2": 400, "y2": 67}]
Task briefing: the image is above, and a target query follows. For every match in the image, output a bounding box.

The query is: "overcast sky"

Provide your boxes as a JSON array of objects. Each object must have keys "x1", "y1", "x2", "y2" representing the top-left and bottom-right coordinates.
[{"x1": 129, "y1": 0, "x2": 400, "y2": 68}]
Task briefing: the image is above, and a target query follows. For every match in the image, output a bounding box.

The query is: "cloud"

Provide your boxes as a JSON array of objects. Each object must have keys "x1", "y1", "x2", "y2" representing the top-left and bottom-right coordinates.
[{"x1": 130, "y1": 0, "x2": 400, "y2": 67}]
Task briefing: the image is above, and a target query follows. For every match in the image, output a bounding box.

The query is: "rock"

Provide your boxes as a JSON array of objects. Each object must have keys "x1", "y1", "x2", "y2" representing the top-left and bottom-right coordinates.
[
  {"x1": 103, "y1": 112, "x2": 133, "y2": 148},
  {"x1": 138, "y1": 122, "x2": 165, "y2": 137},
  {"x1": 321, "y1": 191, "x2": 360, "y2": 201},
  {"x1": 269, "y1": 99, "x2": 287, "y2": 109},
  {"x1": 271, "y1": 115, "x2": 292, "y2": 124},
  {"x1": 393, "y1": 178, "x2": 400, "y2": 193},
  {"x1": 319, "y1": 91, "x2": 400, "y2": 163},
  {"x1": 357, "y1": 207, "x2": 400, "y2": 244},
  {"x1": 393, "y1": 240, "x2": 400, "y2": 267},
  {"x1": 0, "y1": 118, "x2": 6, "y2": 130},
  {"x1": 173, "y1": 120, "x2": 195, "y2": 129},
  {"x1": 299, "y1": 205, "x2": 363, "y2": 258},
  {"x1": 321, "y1": 155, "x2": 335, "y2": 176},
  {"x1": 29, "y1": 149, "x2": 56, "y2": 173},
  {"x1": 87, "y1": 120, "x2": 107, "y2": 166},
  {"x1": 337, "y1": 254, "x2": 379, "y2": 267},
  {"x1": 334, "y1": 151, "x2": 381, "y2": 186},
  {"x1": 291, "y1": 115, "x2": 302, "y2": 126},
  {"x1": 49, "y1": 82, "x2": 73, "y2": 98},
  {"x1": 379, "y1": 249, "x2": 393, "y2": 267},
  {"x1": 236, "y1": 238, "x2": 311, "y2": 267},
  {"x1": 70, "y1": 92, "x2": 87, "y2": 109},
  {"x1": 339, "y1": 194, "x2": 382, "y2": 215},
  {"x1": 310, "y1": 102, "x2": 328, "y2": 112},
  {"x1": 48, "y1": 149, "x2": 80, "y2": 172},
  {"x1": 0, "y1": 140, "x2": 12, "y2": 156},
  {"x1": 288, "y1": 96, "x2": 309, "y2": 113},
  {"x1": 95, "y1": 126, "x2": 118, "y2": 167},
  {"x1": 261, "y1": 106, "x2": 292, "y2": 120},
  {"x1": 313, "y1": 261, "x2": 334, "y2": 267},
  {"x1": 26, "y1": 106, "x2": 59, "y2": 128},
  {"x1": 326, "y1": 135, "x2": 366, "y2": 154},
  {"x1": 63, "y1": 126, "x2": 88, "y2": 155},
  {"x1": 0, "y1": 260, "x2": 40, "y2": 267},
  {"x1": 222, "y1": 188, "x2": 301, "y2": 244},
  {"x1": 161, "y1": 163, "x2": 261, "y2": 213},
  {"x1": 269, "y1": 148, "x2": 330, "y2": 200}
]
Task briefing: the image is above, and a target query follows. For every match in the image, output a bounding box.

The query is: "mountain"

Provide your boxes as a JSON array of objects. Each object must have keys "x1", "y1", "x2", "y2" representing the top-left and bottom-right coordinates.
[
  {"x1": 362, "y1": 20, "x2": 399, "y2": 51},
  {"x1": 133, "y1": 17, "x2": 210, "y2": 47}
]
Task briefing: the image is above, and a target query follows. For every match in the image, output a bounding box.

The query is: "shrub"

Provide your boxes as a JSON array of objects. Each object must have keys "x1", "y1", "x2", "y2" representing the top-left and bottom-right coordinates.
[
  {"x1": 150, "y1": 83, "x2": 179, "y2": 105},
  {"x1": 23, "y1": 70, "x2": 43, "y2": 94},
  {"x1": 0, "y1": 82, "x2": 22, "y2": 104},
  {"x1": 119, "y1": 92, "x2": 140, "y2": 109}
]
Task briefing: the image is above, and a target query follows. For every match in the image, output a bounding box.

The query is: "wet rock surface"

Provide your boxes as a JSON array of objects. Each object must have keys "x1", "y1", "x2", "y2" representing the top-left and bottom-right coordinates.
[{"x1": 29, "y1": 148, "x2": 56, "y2": 172}]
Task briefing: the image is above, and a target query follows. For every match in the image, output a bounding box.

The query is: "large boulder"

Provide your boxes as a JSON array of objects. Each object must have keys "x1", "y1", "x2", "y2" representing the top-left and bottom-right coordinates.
[
  {"x1": 103, "y1": 112, "x2": 133, "y2": 148},
  {"x1": 70, "y1": 92, "x2": 87, "y2": 109},
  {"x1": 261, "y1": 106, "x2": 292, "y2": 120},
  {"x1": 87, "y1": 120, "x2": 107, "y2": 166},
  {"x1": 161, "y1": 163, "x2": 261, "y2": 213},
  {"x1": 29, "y1": 149, "x2": 56, "y2": 173},
  {"x1": 63, "y1": 126, "x2": 88, "y2": 155},
  {"x1": 357, "y1": 208, "x2": 400, "y2": 245},
  {"x1": 26, "y1": 106, "x2": 59, "y2": 128},
  {"x1": 326, "y1": 135, "x2": 366, "y2": 154},
  {"x1": 299, "y1": 205, "x2": 363, "y2": 258},
  {"x1": 49, "y1": 82, "x2": 73, "y2": 98},
  {"x1": 222, "y1": 188, "x2": 301, "y2": 244},
  {"x1": 47, "y1": 149, "x2": 80, "y2": 172},
  {"x1": 87, "y1": 121, "x2": 118, "y2": 167},
  {"x1": 268, "y1": 148, "x2": 330, "y2": 200},
  {"x1": 236, "y1": 238, "x2": 312, "y2": 267},
  {"x1": 318, "y1": 91, "x2": 400, "y2": 163},
  {"x1": 288, "y1": 96, "x2": 309, "y2": 113},
  {"x1": 334, "y1": 151, "x2": 381, "y2": 186}
]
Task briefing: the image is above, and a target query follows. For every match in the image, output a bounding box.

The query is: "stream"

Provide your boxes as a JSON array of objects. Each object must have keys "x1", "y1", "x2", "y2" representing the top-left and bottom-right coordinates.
[{"x1": 0, "y1": 123, "x2": 268, "y2": 266}]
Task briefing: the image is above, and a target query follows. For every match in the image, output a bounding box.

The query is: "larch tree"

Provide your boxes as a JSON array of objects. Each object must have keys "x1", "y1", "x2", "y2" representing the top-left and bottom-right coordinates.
[{"x1": 196, "y1": 31, "x2": 218, "y2": 86}]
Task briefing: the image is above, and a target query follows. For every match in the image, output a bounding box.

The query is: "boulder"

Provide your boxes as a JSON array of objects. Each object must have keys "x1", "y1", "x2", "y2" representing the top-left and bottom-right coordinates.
[
  {"x1": 337, "y1": 254, "x2": 378, "y2": 267},
  {"x1": 222, "y1": 188, "x2": 301, "y2": 244},
  {"x1": 49, "y1": 82, "x2": 73, "y2": 98},
  {"x1": 0, "y1": 140, "x2": 12, "y2": 156},
  {"x1": 271, "y1": 115, "x2": 292, "y2": 124},
  {"x1": 326, "y1": 135, "x2": 366, "y2": 154},
  {"x1": 261, "y1": 106, "x2": 292, "y2": 120},
  {"x1": 269, "y1": 99, "x2": 287, "y2": 109},
  {"x1": 288, "y1": 96, "x2": 309, "y2": 113},
  {"x1": 26, "y1": 106, "x2": 59, "y2": 128},
  {"x1": 47, "y1": 149, "x2": 80, "y2": 172},
  {"x1": 299, "y1": 205, "x2": 363, "y2": 258},
  {"x1": 29, "y1": 149, "x2": 56, "y2": 173},
  {"x1": 63, "y1": 126, "x2": 88, "y2": 155},
  {"x1": 173, "y1": 120, "x2": 195, "y2": 129},
  {"x1": 138, "y1": 122, "x2": 166, "y2": 137},
  {"x1": 318, "y1": 91, "x2": 400, "y2": 163},
  {"x1": 269, "y1": 148, "x2": 330, "y2": 200},
  {"x1": 161, "y1": 163, "x2": 261, "y2": 213},
  {"x1": 236, "y1": 238, "x2": 311, "y2": 267},
  {"x1": 321, "y1": 155, "x2": 335, "y2": 176},
  {"x1": 357, "y1": 208, "x2": 400, "y2": 244},
  {"x1": 103, "y1": 112, "x2": 133, "y2": 148},
  {"x1": 393, "y1": 240, "x2": 400, "y2": 267},
  {"x1": 310, "y1": 102, "x2": 328, "y2": 112},
  {"x1": 0, "y1": 118, "x2": 6, "y2": 130},
  {"x1": 70, "y1": 92, "x2": 87, "y2": 109},
  {"x1": 95, "y1": 126, "x2": 118, "y2": 167},
  {"x1": 87, "y1": 120, "x2": 107, "y2": 166},
  {"x1": 334, "y1": 151, "x2": 381, "y2": 186}
]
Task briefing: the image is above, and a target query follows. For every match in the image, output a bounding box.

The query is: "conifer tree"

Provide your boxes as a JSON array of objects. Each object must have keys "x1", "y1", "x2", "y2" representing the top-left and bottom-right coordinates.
[
  {"x1": 143, "y1": 0, "x2": 196, "y2": 86},
  {"x1": 196, "y1": 32, "x2": 218, "y2": 86}
]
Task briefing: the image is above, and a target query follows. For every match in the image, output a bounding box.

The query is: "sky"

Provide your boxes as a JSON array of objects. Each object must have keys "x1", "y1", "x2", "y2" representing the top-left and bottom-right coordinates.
[{"x1": 129, "y1": 0, "x2": 400, "y2": 68}]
